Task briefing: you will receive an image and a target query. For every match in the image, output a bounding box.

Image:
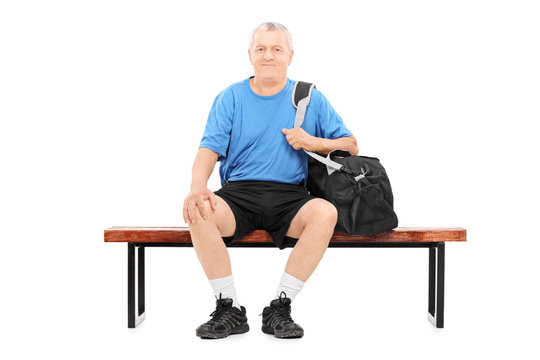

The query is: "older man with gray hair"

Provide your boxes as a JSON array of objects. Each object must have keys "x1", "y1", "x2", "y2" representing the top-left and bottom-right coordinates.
[{"x1": 184, "y1": 21, "x2": 358, "y2": 339}]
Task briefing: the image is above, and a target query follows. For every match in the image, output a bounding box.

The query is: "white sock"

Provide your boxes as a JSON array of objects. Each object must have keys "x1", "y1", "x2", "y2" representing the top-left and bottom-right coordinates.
[
  {"x1": 209, "y1": 275, "x2": 241, "y2": 310},
  {"x1": 274, "y1": 271, "x2": 305, "y2": 302}
]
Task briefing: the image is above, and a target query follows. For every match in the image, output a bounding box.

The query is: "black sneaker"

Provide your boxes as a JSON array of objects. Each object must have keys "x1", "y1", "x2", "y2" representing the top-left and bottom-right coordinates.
[
  {"x1": 260, "y1": 291, "x2": 304, "y2": 338},
  {"x1": 196, "y1": 294, "x2": 249, "y2": 339}
]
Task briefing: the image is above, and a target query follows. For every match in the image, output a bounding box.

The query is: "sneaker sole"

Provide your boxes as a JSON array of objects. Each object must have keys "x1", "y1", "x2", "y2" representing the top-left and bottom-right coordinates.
[
  {"x1": 261, "y1": 325, "x2": 304, "y2": 339},
  {"x1": 197, "y1": 323, "x2": 250, "y2": 339}
]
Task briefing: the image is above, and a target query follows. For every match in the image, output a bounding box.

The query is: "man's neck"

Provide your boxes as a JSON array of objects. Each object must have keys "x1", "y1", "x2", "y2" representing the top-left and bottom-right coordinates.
[{"x1": 250, "y1": 76, "x2": 287, "y2": 96}]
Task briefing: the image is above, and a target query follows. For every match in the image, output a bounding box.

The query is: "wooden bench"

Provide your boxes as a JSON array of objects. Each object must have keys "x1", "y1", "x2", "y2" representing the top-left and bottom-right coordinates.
[{"x1": 104, "y1": 226, "x2": 466, "y2": 329}]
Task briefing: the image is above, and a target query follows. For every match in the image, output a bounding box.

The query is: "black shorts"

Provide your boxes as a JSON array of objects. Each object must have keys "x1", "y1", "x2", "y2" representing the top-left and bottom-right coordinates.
[{"x1": 214, "y1": 180, "x2": 317, "y2": 250}]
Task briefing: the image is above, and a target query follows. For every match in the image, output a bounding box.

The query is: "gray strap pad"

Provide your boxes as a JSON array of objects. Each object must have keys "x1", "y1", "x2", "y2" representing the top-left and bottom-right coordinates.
[{"x1": 292, "y1": 81, "x2": 316, "y2": 128}]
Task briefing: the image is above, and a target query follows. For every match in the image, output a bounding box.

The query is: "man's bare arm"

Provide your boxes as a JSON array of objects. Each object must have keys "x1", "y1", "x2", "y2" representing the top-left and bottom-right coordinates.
[
  {"x1": 282, "y1": 127, "x2": 359, "y2": 156},
  {"x1": 190, "y1": 147, "x2": 219, "y2": 189},
  {"x1": 313, "y1": 135, "x2": 358, "y2": 156}
]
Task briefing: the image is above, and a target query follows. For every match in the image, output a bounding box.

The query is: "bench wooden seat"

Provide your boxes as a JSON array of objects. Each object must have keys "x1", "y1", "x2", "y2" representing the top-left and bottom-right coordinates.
[
  {"x1": 104, "y1": 226, "x2": 466, "y2": 329},
  {"x1": 105, "y1": 226, "x2": 466, "y2": 244}
]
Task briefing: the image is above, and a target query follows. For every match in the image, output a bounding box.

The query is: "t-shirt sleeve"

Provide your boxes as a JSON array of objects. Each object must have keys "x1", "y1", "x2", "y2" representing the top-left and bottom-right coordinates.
[
  {"x1": 315, "y1": 89, "x2": 353, "y2": 139},
  {"x1": 199, "y1": 88, "x2": 234, "y2": 162}
]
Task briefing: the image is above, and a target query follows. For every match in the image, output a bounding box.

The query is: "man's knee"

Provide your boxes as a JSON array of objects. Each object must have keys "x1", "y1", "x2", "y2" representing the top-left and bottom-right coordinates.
[
  {"x1": 319, "y1": 201, "x2": 338, "y2": 226},
  {"x1": 188, "y1": 198, "x2": 236, "y2": 237},
  {"x1": 188, "y1": 199, "x2": 216, "y2": 227},
  {"x1": 306, "y1": 199, "x2": 338, "y2": 228}
]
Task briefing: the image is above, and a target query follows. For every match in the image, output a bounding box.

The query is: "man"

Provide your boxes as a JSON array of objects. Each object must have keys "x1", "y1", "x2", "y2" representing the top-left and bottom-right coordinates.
[{"x1": 183, "y1": 22, "x2": 358, "y2": 339}]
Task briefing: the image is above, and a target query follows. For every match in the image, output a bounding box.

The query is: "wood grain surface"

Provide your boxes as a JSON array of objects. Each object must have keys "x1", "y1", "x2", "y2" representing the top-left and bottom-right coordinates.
[{"x1": 104, "y1": 226, "x2": 466, "y2": 243}]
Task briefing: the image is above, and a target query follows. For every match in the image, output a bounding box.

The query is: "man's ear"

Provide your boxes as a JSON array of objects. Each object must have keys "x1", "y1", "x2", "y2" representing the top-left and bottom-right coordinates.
[
  {"x1": 248, "y1": 49, "x2": 253, "y2": 65},
  {"x1": 288, "y1": 49, "x2": 294, "y2": 65}
]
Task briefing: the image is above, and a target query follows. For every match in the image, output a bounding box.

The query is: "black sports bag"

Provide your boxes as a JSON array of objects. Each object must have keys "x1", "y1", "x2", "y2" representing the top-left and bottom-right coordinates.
[{"x1": 292, "y1": 81, "x2": 398, "y2": 235}]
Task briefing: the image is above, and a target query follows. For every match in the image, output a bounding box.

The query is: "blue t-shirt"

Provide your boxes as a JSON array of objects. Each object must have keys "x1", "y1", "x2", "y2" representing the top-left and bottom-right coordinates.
[{"x1": 199, "y1": 76, "x2": 352, "y2": 186}]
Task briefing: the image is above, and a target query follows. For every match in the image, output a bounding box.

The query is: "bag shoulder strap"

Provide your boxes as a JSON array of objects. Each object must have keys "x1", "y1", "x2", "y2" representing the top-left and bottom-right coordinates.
[
  {"x1": 291, "y1": 80, "x2": 344, "y2": 174},
  {"x1": 292, "y1": 81, "x2": 316, "y2": 128},
  {"x1": 292, "y1": 81, "x2": 315, "y2": 108}
]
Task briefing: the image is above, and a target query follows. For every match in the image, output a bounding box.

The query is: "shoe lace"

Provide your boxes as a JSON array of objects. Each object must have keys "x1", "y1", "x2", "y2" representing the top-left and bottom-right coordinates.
[
  {"x1": 260, "y1": 291, "x2": 294, "y2": 324},
  {"x1": 207, "y1": 293, "x2": 235, "y2": 324},
  {"x1": 275, "y1": 292, "x2": 294, "y2": 323}
]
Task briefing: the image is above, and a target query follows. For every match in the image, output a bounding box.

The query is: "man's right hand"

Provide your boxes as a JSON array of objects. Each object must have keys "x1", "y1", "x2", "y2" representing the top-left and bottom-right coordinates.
[{"x1": 183, "y1": 186, "x2": 219, "y2": 225}]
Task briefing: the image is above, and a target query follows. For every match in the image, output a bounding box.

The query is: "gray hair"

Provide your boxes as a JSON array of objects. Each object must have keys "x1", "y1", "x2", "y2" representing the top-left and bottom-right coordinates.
[{"x1": 249, "y1": 22, "x2": 293, "y2": 51}]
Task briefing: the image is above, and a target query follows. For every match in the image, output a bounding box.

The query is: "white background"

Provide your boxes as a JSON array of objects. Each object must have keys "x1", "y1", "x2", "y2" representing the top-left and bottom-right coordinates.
[{"x1": 1, "y1": 0, "x2": 539, "y2": 358}]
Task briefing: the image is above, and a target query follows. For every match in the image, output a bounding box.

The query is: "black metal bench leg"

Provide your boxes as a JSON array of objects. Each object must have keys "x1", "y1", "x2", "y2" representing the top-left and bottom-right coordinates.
[
  {"x1": 128, "y1": 243, "x2": 146, "y2": 328},
  {"x1": 138, "y1": 246, "x2": 145, "y2": 318},
  {"x1": 428, "y1": 242, "x2": 445, "y2": 328}
]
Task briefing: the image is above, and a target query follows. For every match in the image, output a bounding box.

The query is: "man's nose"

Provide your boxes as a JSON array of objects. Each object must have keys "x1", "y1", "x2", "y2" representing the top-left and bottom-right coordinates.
[{"x1": 263, "y1": 49, "x2": 274, "y2": 60}]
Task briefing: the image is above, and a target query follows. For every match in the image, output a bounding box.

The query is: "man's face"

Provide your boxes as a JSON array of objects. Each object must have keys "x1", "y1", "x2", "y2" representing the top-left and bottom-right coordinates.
[{"x1": 248, "y1": 30, "x2": 294, "y2": 81}]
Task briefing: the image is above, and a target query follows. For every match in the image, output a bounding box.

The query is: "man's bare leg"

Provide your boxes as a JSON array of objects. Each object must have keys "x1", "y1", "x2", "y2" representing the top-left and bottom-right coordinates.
[
  {"x1": 188, "y1": 196, "x2": 236, "y2": 280},
  {"x1": 284, "y1": 198, "x2": 338, "y2": 282},
  {"x1": 260, "y1": 198, "x2": 337, "y2": 339},
  {"x1": 190, "y1": 196, "x2": 250, "y2": 339}
]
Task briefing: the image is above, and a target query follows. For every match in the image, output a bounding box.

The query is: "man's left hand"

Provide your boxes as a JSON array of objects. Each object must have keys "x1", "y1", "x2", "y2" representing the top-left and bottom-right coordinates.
[{"x1": 281, "y1": 128, "x2": 319, "y2": 152}]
